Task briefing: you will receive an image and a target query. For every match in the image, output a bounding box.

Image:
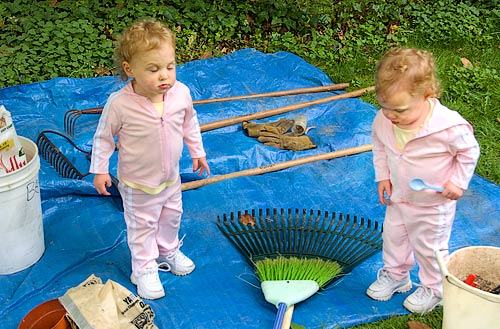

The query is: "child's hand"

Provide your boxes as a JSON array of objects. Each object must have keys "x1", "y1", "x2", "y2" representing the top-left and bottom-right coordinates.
[
  {"x1": 442, "y1": 181, "x2": 464, "y2": 200},
  {"x1": 94, "y1": 173, "x2": 112, "y2": 195},
  {"x1": 377, "y1": 180, "x2": 392, "y2": 205},
  {"x1": 192, "y1": 157, "x2": 210, "y2": 177}
]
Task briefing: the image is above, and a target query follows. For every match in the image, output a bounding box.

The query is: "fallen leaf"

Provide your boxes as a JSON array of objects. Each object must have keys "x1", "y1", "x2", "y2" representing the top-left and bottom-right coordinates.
[
  {"x1": 200, "y1": 51, "x2": 212, "y2": 59},
  {"x1": 239, "y1": 214, "x2": 255, "y2": 226},
  {"x1": 460, "y1": 57, "x2": 473, "y2": 68},
  {"x1": 408, "y1": 320, "x2": 432, "y2": 329}
]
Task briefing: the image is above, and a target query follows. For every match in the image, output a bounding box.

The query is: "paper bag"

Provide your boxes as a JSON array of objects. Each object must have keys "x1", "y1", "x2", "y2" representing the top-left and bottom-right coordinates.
[
  {"x1": 0, "y1": 105, "x2": 27, "y2": 176},
  {"x1": 59, "y1": 275, "x2": 158, "y2": 329}
]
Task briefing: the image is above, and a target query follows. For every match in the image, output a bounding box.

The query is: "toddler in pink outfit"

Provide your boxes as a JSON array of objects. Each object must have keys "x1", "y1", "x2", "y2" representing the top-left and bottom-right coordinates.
[
  {"x1": 366, "y1": 47, "x2": 479, "y2": 313},
  {"x1": 90, "y1": 19, "x2": 210, "y2": 300}
]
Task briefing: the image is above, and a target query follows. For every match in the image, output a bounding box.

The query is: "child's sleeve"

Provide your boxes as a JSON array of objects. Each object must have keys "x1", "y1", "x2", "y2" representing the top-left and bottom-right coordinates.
[
  {"x1": 372, "y1": 115, "x2": 390, "y2": 182},
  {"x1": 89, "y1": 103, "x2": 120, "y2": 174},
  {"x1": 448, "y1": 124, "x2": 480, "y2": 189},
  {"x1": 182, "y1": 94, "x2": 206, "y2": 159}
]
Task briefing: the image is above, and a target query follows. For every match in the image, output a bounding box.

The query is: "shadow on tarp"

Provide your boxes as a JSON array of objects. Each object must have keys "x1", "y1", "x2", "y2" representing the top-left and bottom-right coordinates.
[{"x1": 0, "y1": 49, "x2": 499, "y2": 329}]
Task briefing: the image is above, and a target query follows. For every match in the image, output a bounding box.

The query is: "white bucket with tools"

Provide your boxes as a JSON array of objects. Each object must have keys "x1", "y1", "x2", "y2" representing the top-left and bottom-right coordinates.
[
  {"x1": 436, "y1": 246, "x2": 500, "y2": 329},
  {"x1": 0, "y1": 136, "x2": 44, "y2": 274}
]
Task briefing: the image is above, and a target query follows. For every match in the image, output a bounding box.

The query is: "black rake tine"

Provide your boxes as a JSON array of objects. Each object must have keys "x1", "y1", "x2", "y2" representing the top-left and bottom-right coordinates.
[
  {"x1": 64, "y1": 109, "x2": 82, "y2": 136},
  {"x1": 341, "y1": 218, "x2": 383, "y2": 265},
  {"x1": 63, "y1": 107, "x2": 103, "y2": 136},
  {"x1": 216, "y1": 207, "x2": 384, "y2": 284},
  {"x1": 36, "y1": 130, "x2": 90, "y2": 179}
]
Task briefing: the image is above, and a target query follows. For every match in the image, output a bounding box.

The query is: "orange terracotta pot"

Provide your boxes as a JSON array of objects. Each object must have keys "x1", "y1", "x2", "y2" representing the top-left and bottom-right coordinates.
[{"x1": 18, "y1": 298, "x2": 70, "y2": 329}]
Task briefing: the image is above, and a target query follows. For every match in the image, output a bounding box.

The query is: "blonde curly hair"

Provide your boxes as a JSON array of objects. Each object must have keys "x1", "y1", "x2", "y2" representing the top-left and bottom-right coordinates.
[
  {"x1": 375, "y1": 47, "x2": 441, "y2": 102},
  {"x1": 114, "y1": 19, "x2": 176, "y2": 81}
]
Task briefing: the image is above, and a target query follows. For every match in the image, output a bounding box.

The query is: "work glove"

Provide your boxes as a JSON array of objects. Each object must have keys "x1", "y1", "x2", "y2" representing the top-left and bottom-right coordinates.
[
  {"x1": 257, "y1": 132, "x2": 317, "y2": 151},
  {"x1": 242, "y1": 118, "x2": 294, "y2": 137}
]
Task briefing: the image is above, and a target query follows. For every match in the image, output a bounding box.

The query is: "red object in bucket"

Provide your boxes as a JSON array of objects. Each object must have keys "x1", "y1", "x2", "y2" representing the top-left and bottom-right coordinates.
[
  {"x1": 464, "y1": 273, "x2": 478, "y2": 288},
  {"x1": 18, "y1": 298, "x2": 70, "y2": 329}
]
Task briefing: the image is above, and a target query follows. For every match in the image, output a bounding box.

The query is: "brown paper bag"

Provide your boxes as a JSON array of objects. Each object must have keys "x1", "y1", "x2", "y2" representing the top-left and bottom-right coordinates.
[{"x1": 59, "y1": 274, "x2": 158, "y2": 329}]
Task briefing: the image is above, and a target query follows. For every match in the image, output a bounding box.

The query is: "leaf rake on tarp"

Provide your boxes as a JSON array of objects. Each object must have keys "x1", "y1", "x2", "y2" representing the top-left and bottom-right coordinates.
[
  {"x1": 217, "y1": 207, "x2": 383, "y2": 327},
  {"x1": 217, "y1": 207, "x2": 383, "y2": 279},
  {"x1": 36, "y1": 130, "x2": 121, "y2": 202}
]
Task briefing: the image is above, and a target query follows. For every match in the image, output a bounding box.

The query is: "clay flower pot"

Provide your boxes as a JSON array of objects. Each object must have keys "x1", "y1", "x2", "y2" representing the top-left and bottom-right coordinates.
[{"x1": 18, "y1": 298, "x2": 70, "y2": 329}]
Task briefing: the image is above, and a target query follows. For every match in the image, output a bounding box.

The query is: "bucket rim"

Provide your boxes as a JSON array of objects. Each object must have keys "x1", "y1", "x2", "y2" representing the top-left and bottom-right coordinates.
[{"x1": 436, "y1": 246, "x2": 500, "y2": 304}]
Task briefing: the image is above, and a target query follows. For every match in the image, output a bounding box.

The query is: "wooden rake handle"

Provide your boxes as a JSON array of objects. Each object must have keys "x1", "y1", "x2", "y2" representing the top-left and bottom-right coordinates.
[
  {"x1": 181, "y1": 144, "x2": 373, "y2": 191},
  {"x1": 199, "y1": 86, "x2": 375, "y2": 132},
  {"x1": 194, "y1": 83, "x2": 349, "y2": 105},
  {"x1": 68, "y1": 83, "x2": 349, "y2": 115}
]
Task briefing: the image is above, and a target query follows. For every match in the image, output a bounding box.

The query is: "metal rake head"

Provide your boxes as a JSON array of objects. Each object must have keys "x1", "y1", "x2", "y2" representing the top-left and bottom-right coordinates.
[
  {"x1": 217, "y1": 207, "x2": 383, "y2": 277},
  {"x1": 36, "y1": 130, "x2": 91, "y2": 179},
  {"x1": 63, "y1": 107, "x2": 103, "y2": 136},
  {"x1": 36, "y1": 130, "x2": 122, "y2": 210}
]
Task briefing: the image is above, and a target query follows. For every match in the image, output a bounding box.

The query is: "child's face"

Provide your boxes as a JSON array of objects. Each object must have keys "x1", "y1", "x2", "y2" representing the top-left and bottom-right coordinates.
[
  {"x1": 378, "y1": 91, "x2": 429, "y2": 130},
  {"x1": 122, "y1": 42, "x2": 176, "y2": 103}
]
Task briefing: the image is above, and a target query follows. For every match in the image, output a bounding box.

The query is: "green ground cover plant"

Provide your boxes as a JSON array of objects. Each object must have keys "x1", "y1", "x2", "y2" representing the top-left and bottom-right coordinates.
[{"x1": 1, "y1": 0, "x2": 499, "y2": 327}]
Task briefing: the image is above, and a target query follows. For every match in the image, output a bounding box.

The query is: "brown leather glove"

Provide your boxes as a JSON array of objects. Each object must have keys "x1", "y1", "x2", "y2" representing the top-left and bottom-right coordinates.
[
  {"x1": 242, "y1": 118, "x2": 294, "y2": 137},
  {"x1": 257, "y1": 132, "x2": 317, "y2": 151}
]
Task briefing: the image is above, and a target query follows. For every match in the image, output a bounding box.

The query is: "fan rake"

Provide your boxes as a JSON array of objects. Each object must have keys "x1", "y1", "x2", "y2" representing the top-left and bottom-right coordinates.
[
  {"x1": 217, "y1": 207, "x2": 383, "y2": 327},
  {"x1": 61, "y1": 83, "x2": 353, "y2": 136},
  {"x1": 217, "y1": 207, "x2": 383, "y2": 283},
  {"x1": 217, "y1": 208, "x2": 382, "y2": 283}
]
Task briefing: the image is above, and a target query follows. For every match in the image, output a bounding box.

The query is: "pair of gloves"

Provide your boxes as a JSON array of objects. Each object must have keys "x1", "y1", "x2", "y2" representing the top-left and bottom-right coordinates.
[{"x1": 242, "y1": 118, "x2": 316, "y2": 151}]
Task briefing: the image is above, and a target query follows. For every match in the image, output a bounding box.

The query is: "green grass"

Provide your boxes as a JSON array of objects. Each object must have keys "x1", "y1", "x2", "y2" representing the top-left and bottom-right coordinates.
[{"x1": 348, "y1": 308, "x2": 444, "y2": 329}]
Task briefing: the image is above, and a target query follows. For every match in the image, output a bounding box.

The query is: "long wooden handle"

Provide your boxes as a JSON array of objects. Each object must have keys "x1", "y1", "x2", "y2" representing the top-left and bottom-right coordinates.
[
  {"x1": 181, "y1": 144, "x2": 373, "y2": 191},
  {"x1": 194, "y1": 83, "x2": 349, "y2": 105},
  {"x1": 199, "y1": 86, "x2": 375, "y2": 132},
  {"x1": 70, "y1": 83, "x2": 349, "y2": 115}
]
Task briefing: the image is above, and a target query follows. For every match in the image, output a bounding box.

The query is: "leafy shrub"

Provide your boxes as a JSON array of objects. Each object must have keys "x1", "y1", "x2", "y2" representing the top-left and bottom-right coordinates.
[{"x1": 0, "y1": 0, "x2": 498, "y2": 89}]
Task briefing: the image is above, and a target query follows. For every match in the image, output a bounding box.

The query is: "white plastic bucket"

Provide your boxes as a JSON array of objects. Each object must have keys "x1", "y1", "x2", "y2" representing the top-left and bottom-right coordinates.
[
  {"x1": 0, "y1": 136, "x2": 44, "y2": 274},
  {"x1": 436, "y1": 246, "x2": 500, "y2": 329}
]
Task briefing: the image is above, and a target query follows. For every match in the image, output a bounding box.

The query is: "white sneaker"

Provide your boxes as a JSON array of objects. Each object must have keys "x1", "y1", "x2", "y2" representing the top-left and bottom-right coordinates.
[
  {"x1": 403, "y1": 285, "x2": 442, "y2": 314},
  {"x1": 157, "y1": 249, "x2": 195, "y2": 276},
  {"x1": 366, "y1": 268, "x2": 412, "y2": 301},
  {"x1": 130, "y1": 269, "x2": 165, "y2": 300}
]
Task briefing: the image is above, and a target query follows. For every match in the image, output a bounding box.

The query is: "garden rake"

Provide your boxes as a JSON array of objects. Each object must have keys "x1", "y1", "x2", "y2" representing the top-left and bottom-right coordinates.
[
  {"x1": 62, "y1": 83, "x2": 351, "y2": 136},
  {"x1": 217, "y1": 207, "x2": 383, "y2": 328},
  {"x1": 64, "y1": 107, "x2": 102, "y2": 137},
  {"x1": 36, "y1": 130, "x2": 122, "y2": 209}
]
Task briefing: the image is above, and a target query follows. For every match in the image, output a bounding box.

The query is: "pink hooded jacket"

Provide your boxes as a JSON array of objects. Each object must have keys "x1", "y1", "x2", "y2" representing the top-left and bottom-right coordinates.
[
  {"x1": 372, "y1": 98, "x2": 480, "y2": 206},
  {"x1": 90, "y1": 81, "x2": 206, "y2": 189}
]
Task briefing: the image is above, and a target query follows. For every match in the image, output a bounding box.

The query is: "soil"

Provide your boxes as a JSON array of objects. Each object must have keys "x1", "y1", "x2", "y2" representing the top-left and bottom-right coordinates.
[{"x1": 447, "y1": 247, "x2": 500, "y2": 294}]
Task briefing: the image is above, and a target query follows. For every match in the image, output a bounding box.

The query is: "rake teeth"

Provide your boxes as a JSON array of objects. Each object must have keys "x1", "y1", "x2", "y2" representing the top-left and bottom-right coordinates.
[
  {"x1": 36, "y1": 130, "x2": 88, "y2": 180},
  {"x1": 63, "y1": 109, "x2": 82, "y2": 137},
  {"x1": 63, "y1": 107, "x2": 103, "y2": 136},
  {"x1": 217, "y1": 207, "x2": 383, "y2": 284}
]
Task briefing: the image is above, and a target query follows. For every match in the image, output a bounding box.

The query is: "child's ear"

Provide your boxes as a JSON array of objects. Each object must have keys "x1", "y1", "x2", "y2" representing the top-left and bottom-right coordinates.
[
  {"x1": 123, "y1": 61, "x2": 133, "y2": 77},
  {"x1": 423, "y1": 88, "x2": 433, "y2": 100}
]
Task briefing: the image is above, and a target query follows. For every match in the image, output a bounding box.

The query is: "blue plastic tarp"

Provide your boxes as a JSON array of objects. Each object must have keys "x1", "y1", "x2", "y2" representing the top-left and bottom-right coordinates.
[{"x1": 1, "y1": 49, "x2": 499, "y2": 328}]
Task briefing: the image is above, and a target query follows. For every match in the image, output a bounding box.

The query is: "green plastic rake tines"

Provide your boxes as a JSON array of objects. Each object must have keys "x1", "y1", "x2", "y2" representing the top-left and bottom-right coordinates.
[
  {"x1": 217, "y1": 207, "x2": 383, "y2": 283},
  {"x1": 255, "y1": 257, "x2": 342, "y2": 287}
]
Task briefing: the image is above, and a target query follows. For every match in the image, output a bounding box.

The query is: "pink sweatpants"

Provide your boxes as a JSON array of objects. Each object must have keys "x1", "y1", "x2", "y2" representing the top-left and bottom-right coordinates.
[
  {"x1": 118, "y1": 178, "x2": 182, "y2": 274},
  {"x1": 382, "y1": 200, "x2": 456, "y2": 297}
]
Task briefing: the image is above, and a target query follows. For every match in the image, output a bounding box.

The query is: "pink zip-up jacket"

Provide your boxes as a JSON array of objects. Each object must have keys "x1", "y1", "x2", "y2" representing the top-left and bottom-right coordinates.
[
  {"x1": 372, "y1": 98, "x2": 480, "y2": 206},
  {"x1": 90, "y1": 81, "x2": 206, "y2": 189}
]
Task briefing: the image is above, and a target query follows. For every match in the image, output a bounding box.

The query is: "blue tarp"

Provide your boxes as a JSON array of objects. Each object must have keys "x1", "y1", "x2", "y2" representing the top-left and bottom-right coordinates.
[{"x1": 1, "y1": 49, "x2": 499, "y2": 328}]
